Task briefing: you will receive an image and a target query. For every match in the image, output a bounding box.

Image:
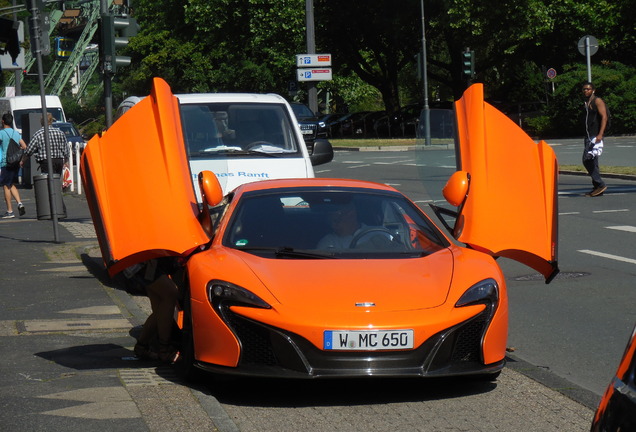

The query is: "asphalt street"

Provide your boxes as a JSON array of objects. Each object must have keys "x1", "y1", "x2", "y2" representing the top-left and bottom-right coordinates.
[{"x1": 0, "y1": 146, "x2": 617, "y2": 431}]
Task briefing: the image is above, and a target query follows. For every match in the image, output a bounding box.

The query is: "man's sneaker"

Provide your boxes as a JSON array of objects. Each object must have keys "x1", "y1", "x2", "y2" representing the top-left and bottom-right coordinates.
[
  {"x1": 590, "y1": 185, "x2": 607, "y2": 197},
  {"x1": 1, "y1": 211, "x2": 15, "y2": 219},
  {"x1": 18, "y1": 203, "x2": 25, "y2": 216}
]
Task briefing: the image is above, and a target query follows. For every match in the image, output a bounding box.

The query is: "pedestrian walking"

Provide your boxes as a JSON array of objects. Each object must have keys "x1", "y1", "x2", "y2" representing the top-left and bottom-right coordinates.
[
  {"x1": 20, "y1": 112, "x2": 69, "y2": 175},
  {"x1": 0, "y1": 113, "x2": 27, "y2": 219},
  {"x1": 581, "y1": 82, "x2": 608, "y2": 197}
]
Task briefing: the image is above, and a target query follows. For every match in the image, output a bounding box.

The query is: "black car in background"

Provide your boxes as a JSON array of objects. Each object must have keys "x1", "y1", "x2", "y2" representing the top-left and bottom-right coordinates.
[
  {"x1": 290, "y1": 103, "x2": 328, "y2": 152},
  {"x1": 53, "y1": 121, "x2": 86, "y2": 162}
]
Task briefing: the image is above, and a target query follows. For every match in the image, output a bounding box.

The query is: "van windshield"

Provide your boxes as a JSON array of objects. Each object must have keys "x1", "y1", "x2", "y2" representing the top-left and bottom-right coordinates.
[
  {"x1": 14, "y1": 108, "x2": 65, "y2": 130},
  {"x1": 180, "y1": 102, "x2": 302, "y2": 159}
]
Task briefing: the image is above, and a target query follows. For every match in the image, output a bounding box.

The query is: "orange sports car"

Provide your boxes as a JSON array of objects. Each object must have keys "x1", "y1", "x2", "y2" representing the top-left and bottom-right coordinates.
[{"x1": 81, "y1": 78, "x2": 559, "y2": 379}]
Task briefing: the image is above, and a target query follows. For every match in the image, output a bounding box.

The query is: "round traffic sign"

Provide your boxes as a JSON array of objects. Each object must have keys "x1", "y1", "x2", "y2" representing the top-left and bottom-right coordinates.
[
  {"x1": 578, "y1": 35, "x2": 599, "y2": 56},
  {"x1": 546, "y1": 68, "x2": 557, "y2": 80}
]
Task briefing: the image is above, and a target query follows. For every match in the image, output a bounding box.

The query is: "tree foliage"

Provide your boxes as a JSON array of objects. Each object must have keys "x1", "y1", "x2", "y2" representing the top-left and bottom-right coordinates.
[{"x1": 97, "y1": 0, "x2": 636, "y2": 136}]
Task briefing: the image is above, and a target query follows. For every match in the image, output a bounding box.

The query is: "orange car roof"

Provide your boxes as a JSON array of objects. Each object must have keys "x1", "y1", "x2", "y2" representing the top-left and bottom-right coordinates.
[
  {"x1": 451, "y1": 83, "x2": 559, "y2": 282},
  {"x1": 81, "y1": 78, "x2": 210, "y2": 276}
]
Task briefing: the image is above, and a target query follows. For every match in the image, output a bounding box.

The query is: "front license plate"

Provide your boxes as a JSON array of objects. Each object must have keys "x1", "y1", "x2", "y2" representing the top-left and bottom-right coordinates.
[
  {"x1": 324, "y1": 329, "x2": 414, "y2": 350},
  {"x1": 301, "y1": 129, "x2": 313, "y2": 135}
]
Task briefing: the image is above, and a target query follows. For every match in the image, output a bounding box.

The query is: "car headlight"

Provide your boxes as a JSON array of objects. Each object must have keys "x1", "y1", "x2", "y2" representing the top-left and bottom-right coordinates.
[
  {"x1": 207, "y1": 280, "x2": 271, "y2": 309},
  {"x1": 318, "y1": 121, "x2": 326, "y2": 128},
  {"x1": 455, "y1": 278, "x2": 499, "y2": 309}
]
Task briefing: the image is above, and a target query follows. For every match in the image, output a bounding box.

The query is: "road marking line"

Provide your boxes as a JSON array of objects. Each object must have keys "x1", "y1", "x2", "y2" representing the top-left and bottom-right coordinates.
[
  {"x1": 593, "y1": 209, "x2": 629, "y2": 213},
  {"x1": 578, "y1": 249, "x2": 636, "y2": 265},
  {"x1": 559, "y1": 212, "x2": 580, "y2": 215},
  {"x1": 606, "y1": 226, "x2": 636, "y2": 233}
]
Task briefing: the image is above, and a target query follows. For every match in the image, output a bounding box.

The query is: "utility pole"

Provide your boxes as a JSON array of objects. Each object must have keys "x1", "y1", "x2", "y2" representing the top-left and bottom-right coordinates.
[
  {"x1": 100, "y1": 0, "x2": 113, "y2": 128},
  {"x1": 305, "y1": 0, "x2": 318, "y2": 113},
  {"x1": 26, "y1": 0, "x2": 61, "y2": 242},
  {"x1": 12, "y1": 0, "x2": 21, "y2": 95},
  {"x1": 420, "y1": 0, "x2": 430, "y2": 146}
]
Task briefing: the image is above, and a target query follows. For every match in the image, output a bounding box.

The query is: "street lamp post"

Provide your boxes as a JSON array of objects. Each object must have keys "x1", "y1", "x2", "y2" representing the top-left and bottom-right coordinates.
[
  {"x1": 305, "y1": 0, "x2": 318, "y2": 113},
  {"x1": 420, "y1": 0, "x2": 431, "y2": 146}
]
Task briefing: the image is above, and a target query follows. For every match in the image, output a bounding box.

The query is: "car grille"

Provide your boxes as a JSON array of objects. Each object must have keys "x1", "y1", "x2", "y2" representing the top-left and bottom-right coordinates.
[
  {"x1": 451, "y1": 315, "x2": 486, "y2": 362},
  {"x1": 220, "y1": 305, "x2": 278, "y2": 365},
  {"x1": 299, "y1": 123, "x2": 318, "y2": 140},
  {"x1": 218, "y1": 305, "x2": 493, "y2": 377}
]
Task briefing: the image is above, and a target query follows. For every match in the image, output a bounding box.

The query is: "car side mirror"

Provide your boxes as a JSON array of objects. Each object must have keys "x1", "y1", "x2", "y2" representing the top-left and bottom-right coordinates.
[
  {"x1": 310, "y1": 138, "x2": 334, "y2": 166},
  {"x1": 199, "y1": 170, "x2": 223, "y2": 207},
  {"x1": 443, "y1": 170, "x2": 470, "y2": 207}
]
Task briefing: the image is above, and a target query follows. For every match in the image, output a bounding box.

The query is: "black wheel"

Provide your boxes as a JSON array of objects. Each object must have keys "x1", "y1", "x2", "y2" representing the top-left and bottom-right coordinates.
[{"x1": 350, "y1": 227, "x2": 395, "y2": 248}]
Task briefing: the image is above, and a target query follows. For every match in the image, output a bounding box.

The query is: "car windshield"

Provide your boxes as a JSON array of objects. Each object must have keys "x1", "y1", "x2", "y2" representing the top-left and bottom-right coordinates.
[
  {"x1": 224, "y1": 188, "x2": 447, "y2": 259},
  {"x1": 55, "y1": 123, "x2": 80, "y2": 137},
  {"x1": 14, "y1": 108, "x2": 64, "y2": 130},
  {"x1": 291, "y1": 103, "x2": 314, "y2": 119},
  {"x1": 181, "y1": 102, "x2": 301, "y2": 158}
]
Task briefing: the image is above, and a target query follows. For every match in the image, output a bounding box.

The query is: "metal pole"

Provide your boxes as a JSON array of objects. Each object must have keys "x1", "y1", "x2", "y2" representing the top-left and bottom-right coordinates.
[
  {"x1": 305, "y1": 0, "x2": 318, "y2": 113},
  {"x1": 12, "y1": 0, "x2": 21, "y2": 95},
  {"x1": 100, "y1": 0, "x2": 113, "y2": 128},
  {"x1": 420, "y1": 0, "x2": 431, "y2": 146},
  {"x1": 585, "y1": 36, "x2": 592, "y2": 83},
  {"x1": 27, "y1": 0, "x2": 60, "y2": 242}
]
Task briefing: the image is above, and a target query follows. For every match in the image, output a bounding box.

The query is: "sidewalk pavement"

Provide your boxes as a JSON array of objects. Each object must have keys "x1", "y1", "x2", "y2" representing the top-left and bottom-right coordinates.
[
  {"x1": 0, "y1": 184, "x2": 597, "y2": 431},
  {"x1": 0, "y1": 186, "x2": 229, "y2": 431}
]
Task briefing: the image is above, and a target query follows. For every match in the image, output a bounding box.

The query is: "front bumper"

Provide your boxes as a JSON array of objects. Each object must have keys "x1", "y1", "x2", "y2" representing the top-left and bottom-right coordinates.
[{"x1": 194, "y1": 308, "x2": 504, "y2": 379}]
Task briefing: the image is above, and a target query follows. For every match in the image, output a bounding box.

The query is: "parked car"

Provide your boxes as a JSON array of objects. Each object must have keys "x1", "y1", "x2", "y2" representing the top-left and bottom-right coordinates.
[
  {"x1": 324, "y1": 112, "x2": 355, "y2": 138},
  {"x1": 591, "y1": 322, "x2": 636, "y2": 431},
  {"x1": 289, "y1": 102, "x2": 329, "y2": 153},
  {"x1": 53, "y1": 121, "x2": 86, "y2": 163},
  {"x1": 338, "y1": 111, "x2": 371, "y2": 137},
  {"x1": 318, "y1": 113, "x2": 344, "y2": 138},
  {"x1": 113, "y1": 88, "x2": 333, "y2": 199},
  {"x1": 81, "y1": 82, "x2": 558, "y2": 381},
  {"x1": 352, "y1": 111, "x2": 386, "y2": 138},
  {"x1": 376, "y1": 102, "x2": 453, "y2": 138}
]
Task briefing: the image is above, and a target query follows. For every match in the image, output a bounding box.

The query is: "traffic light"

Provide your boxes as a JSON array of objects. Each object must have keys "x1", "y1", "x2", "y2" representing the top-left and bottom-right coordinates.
[
  {"x1": 100, "y1": 13, "x2": 139, "y2": 75},
  {"x1": 461, "y1": 49, "x2": 475, "y2": 79}
]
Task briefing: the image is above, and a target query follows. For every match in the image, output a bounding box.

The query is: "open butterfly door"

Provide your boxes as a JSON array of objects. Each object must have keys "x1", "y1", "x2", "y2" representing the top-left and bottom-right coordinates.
[
  {"x1": 81, "y1": 77, "x2": 210, "y2": 276},
  {"x1": 439, "y1": 84, "x2": 559, "y2": 283}
]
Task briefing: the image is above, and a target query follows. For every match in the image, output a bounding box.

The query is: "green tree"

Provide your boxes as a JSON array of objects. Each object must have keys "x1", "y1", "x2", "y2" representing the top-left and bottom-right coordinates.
[{"x1": 122, "y1": 0, "x2": 307, "y2": 96}]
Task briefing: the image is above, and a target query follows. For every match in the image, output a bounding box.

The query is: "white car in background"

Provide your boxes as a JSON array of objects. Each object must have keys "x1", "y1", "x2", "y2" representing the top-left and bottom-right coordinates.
[{"x1": 116, "y1": 92, "x2": 333, "y2": 198}]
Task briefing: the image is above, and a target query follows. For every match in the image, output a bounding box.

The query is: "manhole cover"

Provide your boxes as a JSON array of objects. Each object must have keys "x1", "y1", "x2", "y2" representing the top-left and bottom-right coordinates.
[{"x1": 512, "y1": 271, "x2": 590, "y2": 282}]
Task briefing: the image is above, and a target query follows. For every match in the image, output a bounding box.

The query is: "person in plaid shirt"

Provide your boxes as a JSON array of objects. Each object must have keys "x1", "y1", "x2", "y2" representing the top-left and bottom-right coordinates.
[{"x1": 20, "y1": 112, "x2": 69, "y2": 174}]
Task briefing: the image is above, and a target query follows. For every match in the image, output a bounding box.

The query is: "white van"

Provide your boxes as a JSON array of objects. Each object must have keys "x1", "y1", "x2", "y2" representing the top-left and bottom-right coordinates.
[
  {"x1": 0, "y1": 95, "x2": 66, "y2": 134},
  {"x1": 117, "y1": 93, "x2": 333, "y2": 197}
]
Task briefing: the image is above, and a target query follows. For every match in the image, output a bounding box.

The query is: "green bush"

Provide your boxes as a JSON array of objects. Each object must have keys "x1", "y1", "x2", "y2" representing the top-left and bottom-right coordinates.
[{"x1": 544, "y1": 62, "x2": 636, "y2": 137}]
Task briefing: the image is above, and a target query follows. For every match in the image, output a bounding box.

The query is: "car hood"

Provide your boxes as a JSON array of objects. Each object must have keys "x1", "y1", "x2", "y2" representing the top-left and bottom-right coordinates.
[
  {"x1": 449, "y1": 84, "x2": 558, "y2": 282},
  {"x1": 81, "y1": 78, "x2": 210, "y2": 276},
  {"x1": 235, "y1": 249, "x2": 455, "y2": 311}
]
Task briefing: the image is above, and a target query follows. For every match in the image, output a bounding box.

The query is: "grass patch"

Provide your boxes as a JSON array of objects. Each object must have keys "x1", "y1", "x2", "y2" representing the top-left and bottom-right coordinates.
[{"x1": 560, "y1": 165, "x2": 636, "y2": 176}]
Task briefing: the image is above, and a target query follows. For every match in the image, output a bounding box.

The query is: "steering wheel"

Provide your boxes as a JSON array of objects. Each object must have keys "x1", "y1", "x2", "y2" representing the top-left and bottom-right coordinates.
[
  {"x1": 350, "y1": 227, "x2": 395, "y2": 248},
  {"x1": 244, "y1": 141, "x2": 274, "y2": 150}
]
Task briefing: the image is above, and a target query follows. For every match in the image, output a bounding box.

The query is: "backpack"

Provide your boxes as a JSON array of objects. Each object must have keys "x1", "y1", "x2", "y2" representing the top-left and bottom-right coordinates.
[{"x1": 3, "y1": 130, "x2": 24, "y2": 169}]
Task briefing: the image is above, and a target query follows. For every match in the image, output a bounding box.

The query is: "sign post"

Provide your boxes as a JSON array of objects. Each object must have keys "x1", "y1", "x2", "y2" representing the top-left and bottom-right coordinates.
[
  {"x1": 546, "y1": 67, "x2": 557, "y2": 95},
  {"x1": 578, "y1": 35, "x2": 598, "y2": 83}
]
